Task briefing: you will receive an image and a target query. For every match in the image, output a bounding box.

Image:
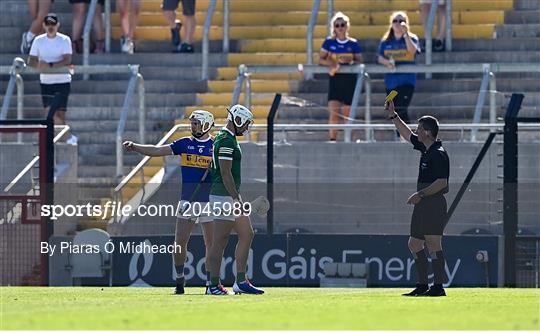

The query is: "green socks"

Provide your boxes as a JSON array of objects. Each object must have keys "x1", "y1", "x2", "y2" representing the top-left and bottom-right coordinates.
[
  {"x1": 236, "y1": 272, "x2": 246, "y2": 283},
  {"x1": 210, "y1": 277, "x2": 220, "y2": 287}
]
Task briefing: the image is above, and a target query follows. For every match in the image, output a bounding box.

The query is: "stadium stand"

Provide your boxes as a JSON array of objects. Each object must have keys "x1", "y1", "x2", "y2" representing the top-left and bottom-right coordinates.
[{"x1": 1, "y1": 0, "x2": 539, "y2": 232}]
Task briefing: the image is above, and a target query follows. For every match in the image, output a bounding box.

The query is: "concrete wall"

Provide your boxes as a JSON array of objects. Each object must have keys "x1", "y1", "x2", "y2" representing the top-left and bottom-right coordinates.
[
  {"x1": 118, "y1": 141, "x2": 539, "y2": 236},
  {"x1": 241, "y1": 141, "x2": 539, "y2": 235}
]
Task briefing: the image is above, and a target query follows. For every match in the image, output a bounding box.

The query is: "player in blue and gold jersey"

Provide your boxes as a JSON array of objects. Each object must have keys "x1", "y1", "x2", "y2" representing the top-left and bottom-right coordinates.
[{"x1": 123, "y1": 110, "x2": 215, "y2": 295}]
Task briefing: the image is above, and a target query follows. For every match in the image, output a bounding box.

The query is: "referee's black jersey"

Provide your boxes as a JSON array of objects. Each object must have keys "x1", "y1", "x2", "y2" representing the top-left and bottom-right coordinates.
[{"x1": 410, "y1": 134, "x2": 450, "y2": 194}]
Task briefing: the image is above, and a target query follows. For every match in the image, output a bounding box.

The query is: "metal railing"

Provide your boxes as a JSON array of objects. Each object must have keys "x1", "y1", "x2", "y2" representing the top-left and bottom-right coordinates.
[
  {"x1": 116, "y1": 65, "x2": 145, "y2": 177},
  {"x1": 231, "y1": 63, "x2": 540, "y2": 142},
  {"x1": 3, "y1": 125, "x2": 71, "y2": 193},
  {"x1": 104, "y1": 0, "x2": 111, "y2": 53},
  {"x1": 424, "y1": 0, "x2": 438, "y2": 80},
  {"x1": 307, "y1": 0, "x2": 321, "y2": 68},
  {"x1": 445, "y1": 0, "x2": 452, "y2": 51},
  {"x1": 83, "y1": 0, "x2": 112, "y2": 80},
  {"x1": 0, "y1": 58, "x2": 25, "y2": 125},
  {"x1": 0, "y1": 60, "x2": 146, "y2": 178},
  {"x1": 222, "y1": 0, "x2": 230, "y2": 53},
  {"x1": 202, "y1": 0, "x2": 231, "y2": 80},
  {"x1": 326, "y1": 0, "x2": 333, "y2": 36}
]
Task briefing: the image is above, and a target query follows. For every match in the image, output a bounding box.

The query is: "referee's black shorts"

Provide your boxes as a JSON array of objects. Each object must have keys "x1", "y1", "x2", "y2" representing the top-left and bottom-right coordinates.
[
  {"x1": 328, "y1": 73, "x2": 357, "y2": 105},
  {"x1": 410, "y1": 194, "x2": 447, "y2": 239},
  {"x1": 40, "y1": 83, "x2": 71, "y2": 111}
]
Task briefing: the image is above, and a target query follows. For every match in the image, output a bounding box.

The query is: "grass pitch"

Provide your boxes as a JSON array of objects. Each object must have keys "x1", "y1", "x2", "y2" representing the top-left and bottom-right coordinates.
[{"x1": 1, "y1": 287, "x2": 539, "y2": 330}]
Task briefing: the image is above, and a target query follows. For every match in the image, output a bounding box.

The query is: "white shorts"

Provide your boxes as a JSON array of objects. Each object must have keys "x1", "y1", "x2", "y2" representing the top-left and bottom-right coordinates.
[
  {"x1": 177, "y1": 200, "x2": 213, "y2": 223},
  {"x1": 209, "y1": 195, "x2": 243, "y2": 222}
]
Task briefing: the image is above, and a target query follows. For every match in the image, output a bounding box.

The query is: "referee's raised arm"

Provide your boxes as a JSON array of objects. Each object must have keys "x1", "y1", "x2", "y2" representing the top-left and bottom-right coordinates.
[{"x1": 386, "y1": 100, "x2": 413, "y2": 142}]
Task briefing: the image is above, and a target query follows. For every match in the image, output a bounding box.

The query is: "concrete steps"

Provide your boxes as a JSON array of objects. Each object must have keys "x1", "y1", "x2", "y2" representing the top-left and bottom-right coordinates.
[
  {"x1": 0, "y1": 52, "x2": 225, "y2": 68},
  {"x1": 66, "y1": 119, "x2": 171, "y2": 133},
  {"x1": 193, "y1": 87, "x2": 540, "y2": 109},
  {"x1": 79, "y1": 153, "x2": 157, "y2": 166},
  {"x1": 110, "y1": 10, "x2": 504, "y2": 27},
  {"x1": 495, "y1": 24, "x2": 540, "y2": 37},
  {"x1": 0, "y1": 80, "x2": 206, "y2": 94},
  {"x1": 298, "y1": 78, "x2": 540, "y2": 94},
  {"x1": 0, "y1": 93, "x2": 197, "y2": 107},
  {"x1": 77, "y1": 165, "x2": 155, "y2": 178},
  {"x1": 137, "y1": 0, "x2": 513, "y2": 12},
  {"x1": 514, "y1": 0, "x2": 540, "y2": 10},
  {"x1": 277, "y1": 105, "x2": 539, "y2": 121},
  {"x1": 0, "y1": 106, "x2": 182, "y2": 121},
  {"x1": 238, "y1": 38, "x2": 540, "y2": 53},
  {"x1": 6, "y1": 37, "x2": 540, "y2": 55},
  {"x1": 223, "y1": 51, "x2": 540, "y2": 66},
  {"x1": 115, "y1": 24, "x2": 496, "y2": 41},
  {"x1": 505, "y1": 10, "x2": 540, "y2": 24},
  {"x1": 75, "y1": 130, "x2": 163, "y2": 144}
]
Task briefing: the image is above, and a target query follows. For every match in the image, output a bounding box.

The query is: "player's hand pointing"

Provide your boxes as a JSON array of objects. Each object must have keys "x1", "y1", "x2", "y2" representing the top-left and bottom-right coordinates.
[{"x1": 123, "y1": 141, "x2": 135, "y2": 151}]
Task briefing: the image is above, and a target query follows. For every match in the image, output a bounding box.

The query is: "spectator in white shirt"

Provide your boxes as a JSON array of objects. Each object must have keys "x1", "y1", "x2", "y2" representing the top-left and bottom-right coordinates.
[{"x1": 28, "y1": 13, "x2": 77, "y2": 144}]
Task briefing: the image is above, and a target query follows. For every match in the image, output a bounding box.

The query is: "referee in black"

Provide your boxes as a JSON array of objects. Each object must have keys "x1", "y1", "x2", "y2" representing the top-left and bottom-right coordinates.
[{"x1": 386, "y1": 99, "x2": 450, "y2": 297}]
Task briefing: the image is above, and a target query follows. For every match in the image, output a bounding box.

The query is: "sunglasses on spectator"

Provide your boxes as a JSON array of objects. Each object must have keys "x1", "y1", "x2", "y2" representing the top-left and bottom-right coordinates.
[
  {"x1": 392, "y1": 19, "x2": 406, "y2": 23},
  {"x1": 334, "y1": 23, "x2": 347, "y2": 28}
]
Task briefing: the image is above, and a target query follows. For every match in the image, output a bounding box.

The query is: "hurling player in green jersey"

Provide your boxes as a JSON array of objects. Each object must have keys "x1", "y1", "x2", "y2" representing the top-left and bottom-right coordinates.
[{"x1": 206, "y1": 104, "x2": 264, "y2": 295}]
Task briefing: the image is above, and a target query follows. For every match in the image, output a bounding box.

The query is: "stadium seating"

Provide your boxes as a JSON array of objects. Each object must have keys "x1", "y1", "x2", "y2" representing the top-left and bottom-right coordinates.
[{"x1": 124, "y1": 0, "x2": 512, "y2": 129}]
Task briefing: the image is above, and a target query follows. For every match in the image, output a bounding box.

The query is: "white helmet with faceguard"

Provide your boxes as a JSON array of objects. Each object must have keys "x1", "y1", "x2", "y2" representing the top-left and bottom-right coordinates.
[
  {"x1": 227, "y1": 104, "x2": 253, "y2": 135},
  {"x1": 189, "y1": 110, "x2": 214, "y2": 138}
]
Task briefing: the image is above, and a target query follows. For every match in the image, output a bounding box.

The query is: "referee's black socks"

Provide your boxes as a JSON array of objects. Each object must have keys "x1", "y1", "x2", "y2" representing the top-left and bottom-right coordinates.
[
  {"x1": 412, "y1": 249, "x2": 429, "y2": 285},
  {"x1": 430, "y1": 250, "x2": 446, "y2": 285}
]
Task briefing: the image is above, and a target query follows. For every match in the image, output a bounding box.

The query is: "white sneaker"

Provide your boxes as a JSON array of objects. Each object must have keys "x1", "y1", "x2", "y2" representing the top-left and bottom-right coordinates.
[
  {"x1": 121, "y1": 37, "x2": 134, "y2": 54},
  {"x1": 66, "y1": 135, "x2": 78, "y2": 145}
]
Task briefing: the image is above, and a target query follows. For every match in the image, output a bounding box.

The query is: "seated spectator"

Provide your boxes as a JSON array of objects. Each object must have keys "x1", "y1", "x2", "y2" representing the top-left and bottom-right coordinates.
[
  {"x1": 162, "y1": 0, "x2": 196, "y2": 53},
  {"x1": 69, "y1": 0, "x2": 105, "y2": 53},
  {"x1": 318, "y1": 12, "x2": 363, "y2": 141},
  {"x1": 21, "y1": 0, "x2": 54, "y2": 55},
  {"x1": 419, "y1": 0, "x2": 447, "y2": 52},
  {"x1": 377, "y1": 11, "x2": 421, "y2": 137},
  {"x1": 117, "y1": 0, "x2": 140, "y2": 54}
]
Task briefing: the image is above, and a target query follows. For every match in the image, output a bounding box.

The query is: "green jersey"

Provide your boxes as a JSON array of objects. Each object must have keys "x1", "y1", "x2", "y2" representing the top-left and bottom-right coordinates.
[{"x1": 211, "y1": 127, "x2": 242, "y2": 196}]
